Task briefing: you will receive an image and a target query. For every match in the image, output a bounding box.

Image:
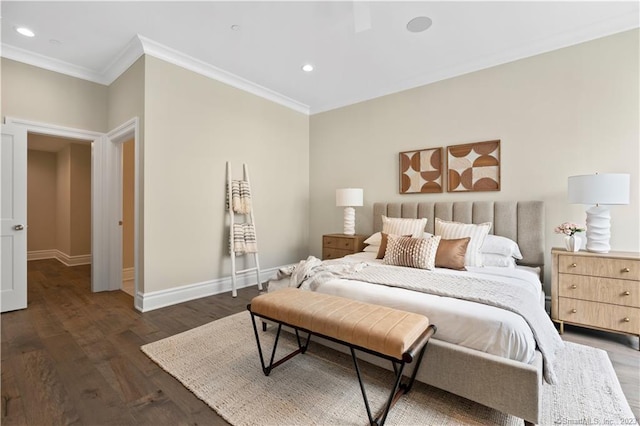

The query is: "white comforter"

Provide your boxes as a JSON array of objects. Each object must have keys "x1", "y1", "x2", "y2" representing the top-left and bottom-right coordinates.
[{"x1": 272, "y1": 251, "x2": 543, "y2": 364}]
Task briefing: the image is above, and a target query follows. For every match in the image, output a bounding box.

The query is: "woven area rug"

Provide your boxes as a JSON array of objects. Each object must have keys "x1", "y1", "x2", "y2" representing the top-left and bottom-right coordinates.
[{"x1": 141, "y1": 311, "x2": 635, "y2": 426}]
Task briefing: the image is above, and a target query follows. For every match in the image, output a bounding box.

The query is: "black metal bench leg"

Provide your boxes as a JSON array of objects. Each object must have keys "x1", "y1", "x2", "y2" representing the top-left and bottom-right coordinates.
[
  {"x1": 350, "y1": 348, "x2": 407, "y2": 426},
  {"x1": 249, "y1": 311, "x2": 311, "y2": 376}
]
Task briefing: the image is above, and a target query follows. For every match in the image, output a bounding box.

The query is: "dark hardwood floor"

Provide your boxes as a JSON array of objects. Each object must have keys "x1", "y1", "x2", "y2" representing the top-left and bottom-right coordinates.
[{"x1": 2, "y1": 259, "x2": 638, "y2": 425}]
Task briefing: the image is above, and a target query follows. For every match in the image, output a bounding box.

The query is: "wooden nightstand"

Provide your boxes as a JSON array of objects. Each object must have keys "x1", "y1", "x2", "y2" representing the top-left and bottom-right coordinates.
[
  {"x1": 551, "y1": 248, "x2": 640, "y2": 347},
  {"x1": 322, "y1": 234, "x2": 367, "y2": 260}
]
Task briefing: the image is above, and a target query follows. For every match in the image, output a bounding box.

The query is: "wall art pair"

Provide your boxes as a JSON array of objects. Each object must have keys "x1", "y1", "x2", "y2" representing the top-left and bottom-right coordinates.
[{"x1": 399, "y1": 140, "x2": 500, "y2": 194}]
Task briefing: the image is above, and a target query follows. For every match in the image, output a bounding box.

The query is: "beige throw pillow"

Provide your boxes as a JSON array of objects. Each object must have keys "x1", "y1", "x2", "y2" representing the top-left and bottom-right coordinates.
[
  {"x1": 435, "y1": 238, "x2": 470, "y2": 270},
  {"x1": 382, "y1": 216, "x2": 427, "y2": 238}
]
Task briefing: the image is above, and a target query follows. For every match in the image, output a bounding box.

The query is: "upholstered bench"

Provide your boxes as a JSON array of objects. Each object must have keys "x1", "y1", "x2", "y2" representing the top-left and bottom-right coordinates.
[{"x1": 247, "y1": 287, "x2": 436, "y2": 426}]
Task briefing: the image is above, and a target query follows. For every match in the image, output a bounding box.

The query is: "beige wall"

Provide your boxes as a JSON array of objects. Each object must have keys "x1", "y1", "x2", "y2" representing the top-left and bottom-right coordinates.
[
  {"x1": 123, "y1": 139, "x2": 135, "y2": 269},
  {"x1": 143, "y1": 56, "x2": 309, "y2": 292},
  {"x1": 69, "y1": 144, "x2": 92, "y2": 255},
  {"x1": 53, "y1": 143, "x2": 92, "y2": 257},
  {"x1": 309, "y1": 29, "x2": 639, "y2": 288},
  {"x1": 56, "y1": 146, "x2": 71, "y2": 255},
  {"x1": 27, "y1": 150, "x2": 57, "y2": 251},
  {"x1": 1, "y1": 58, "x2": 108, "y2": 132}
]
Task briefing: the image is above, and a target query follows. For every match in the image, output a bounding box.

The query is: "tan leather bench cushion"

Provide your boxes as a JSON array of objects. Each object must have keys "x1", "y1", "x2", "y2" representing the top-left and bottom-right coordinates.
[{"x1": 250, "y1": 288, "x2": 430, "y2": 360}]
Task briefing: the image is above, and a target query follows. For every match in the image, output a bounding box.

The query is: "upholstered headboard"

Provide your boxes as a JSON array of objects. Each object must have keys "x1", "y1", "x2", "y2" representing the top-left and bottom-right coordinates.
[{"x1": 373, "y1": 201, "x2": 545, "y2": 269}]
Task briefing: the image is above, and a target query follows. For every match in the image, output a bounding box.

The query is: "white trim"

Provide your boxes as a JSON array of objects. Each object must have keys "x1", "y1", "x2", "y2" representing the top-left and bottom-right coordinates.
[
  {"x1": 105, "y1": 118, "x2": 140, "y2": 300},
  {"x1": 4, "y1": 116, "x2": 110, "y2": 292},
  {"x1": 27, "y1": 250, "x2": 93, "y2": 266},
  {"x1": 137, "y1": 36, "x2": 309, "y2": 115},
  {"x1": 3, "y1": 117, "x2": 103, "y2": 140},
  {"x1": 27, "y1": 250, "x2": 57, "y2": 261},
  {"x1": 122, "y1": 267, "x2": 135, "y2": 281},
  {"x1": 55, "y1": 251, "x2": 92, "y2": 267},
  {"x1": 101, "y1": 35, "x2": 145, "y2": 84},
  {"x1": 135, "y1": 266, "x2": 280, "y2": 312},
  {"x1": 1, "y1": 43, "x2": 106, "y2": 85}
]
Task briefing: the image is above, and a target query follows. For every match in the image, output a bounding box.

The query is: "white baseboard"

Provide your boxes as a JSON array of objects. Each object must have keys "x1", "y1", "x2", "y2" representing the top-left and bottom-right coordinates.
[
  {"x1": 28, "y1": 249, "x2": 92, "y2": 266},
  {"x1": 122, "y1": 267, "x2": 135, "y2": 281},
  {"x1": 28, "y1": 249, "x2": 58, "y2": 261},
  {"x1": 55, "y1": 250, "x2": 92, "y2": 267},
  {"x1": 135, "y1": 266, "x2": 280, "y2": 312}
]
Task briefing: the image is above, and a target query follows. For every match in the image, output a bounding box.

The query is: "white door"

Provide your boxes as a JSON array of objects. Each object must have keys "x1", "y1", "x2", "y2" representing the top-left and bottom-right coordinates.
[{"x1": 1, "y1": 124, "x2": 28, "y2": 312}]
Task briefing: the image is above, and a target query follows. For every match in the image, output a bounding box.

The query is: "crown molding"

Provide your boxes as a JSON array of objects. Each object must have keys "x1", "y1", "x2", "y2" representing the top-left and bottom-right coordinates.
[
  {"x1": 101, "y1": 35, "x2": 146, "y2": 84},
  {"x1": 136, "y1": 35, "x2": 309, "y2": 115},
  {"x1": 1, "y1": 35, "x2": 309, "y2": 115},
  {"x1": 1, "y1": 43, "x2": 107, "y2": 84}
]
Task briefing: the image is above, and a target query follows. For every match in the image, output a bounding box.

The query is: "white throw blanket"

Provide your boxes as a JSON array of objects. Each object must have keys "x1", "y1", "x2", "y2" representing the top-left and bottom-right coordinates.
[{"x1": 269, "y1": 256, "x2": 366, "y2": 292}]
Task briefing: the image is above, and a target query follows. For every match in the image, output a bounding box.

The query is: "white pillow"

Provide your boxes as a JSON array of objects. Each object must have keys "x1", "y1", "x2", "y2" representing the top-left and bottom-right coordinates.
[
  {"x1": 362, "y1": 245, "x2": 378, "y2": 253},
  {"x1": 483, "y1": 253, "x2": 517, "y2": 268},
  {"x1": 482, "y1": 234, "x2": 523, "y2": 259},
  {"x1": 364, "y1": 232, "x2": 382, "y2": 246},
  {"x1": 434, "y1": 218, "x2": 491, "y2": 267},
  {"x1": 382, "y1": 216, "x2": 427, "y2": 238}
]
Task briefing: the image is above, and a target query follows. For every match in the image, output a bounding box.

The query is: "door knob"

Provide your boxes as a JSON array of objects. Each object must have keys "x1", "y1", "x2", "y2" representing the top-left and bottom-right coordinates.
[{"x1": 14, "y1": 224, "x2": 24, "y2": 231}]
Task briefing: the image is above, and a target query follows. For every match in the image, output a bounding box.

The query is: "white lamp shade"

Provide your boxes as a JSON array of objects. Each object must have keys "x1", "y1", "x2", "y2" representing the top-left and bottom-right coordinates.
[
  {"x1": 568, "y1": 174, "x2": 630, "y2": 205},
  {"x1": 336, "y1": 188, "x2": 363, "y2": 207}
]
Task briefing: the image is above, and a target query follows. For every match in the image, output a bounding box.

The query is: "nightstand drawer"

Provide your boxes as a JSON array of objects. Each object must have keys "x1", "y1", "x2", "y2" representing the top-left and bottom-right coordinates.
[
  {"x1": 559, "y1": 255, "x2": 640, "y2": 280},
  {"x1": 558, "y1": 297, "x2": 639, "y2": 334},
  {"x1": 558, "y1": 275, "x2": 640, "y2": 307},
  {"x1": 323, "y1": 236, "x2": 358, "y2": 251},
  {"x1": 323, "y1": 248, "x2": 353, "y2": 260},
  {"x1": 321, "y1": 234, "x2": 366, "y2": 260}
]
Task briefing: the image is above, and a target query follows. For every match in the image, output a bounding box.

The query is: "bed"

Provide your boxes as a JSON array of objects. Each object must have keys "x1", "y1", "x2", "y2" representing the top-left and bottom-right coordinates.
[{"x1": 269, "y1": 201, "x2": 561, "y2": 425}]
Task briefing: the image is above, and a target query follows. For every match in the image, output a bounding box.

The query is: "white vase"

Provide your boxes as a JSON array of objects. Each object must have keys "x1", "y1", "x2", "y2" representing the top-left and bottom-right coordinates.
[{"x1": 565, "y1": 235, "x2": 581, "y2": 252}]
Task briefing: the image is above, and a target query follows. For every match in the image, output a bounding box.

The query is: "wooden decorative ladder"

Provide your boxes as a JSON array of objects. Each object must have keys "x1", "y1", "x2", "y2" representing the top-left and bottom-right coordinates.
[{"x1": 226, "y1": 162, "x2": 262, "y2": 297}]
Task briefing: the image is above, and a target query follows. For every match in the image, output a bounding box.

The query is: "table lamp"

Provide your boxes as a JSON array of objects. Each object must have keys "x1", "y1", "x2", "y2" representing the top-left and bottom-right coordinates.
[
  {"x1": 336, "y1": 188, "x2": 363, "y2": 235},
  {"x1": 568, "y1": 173, "x2": 630, "y2": 253}
]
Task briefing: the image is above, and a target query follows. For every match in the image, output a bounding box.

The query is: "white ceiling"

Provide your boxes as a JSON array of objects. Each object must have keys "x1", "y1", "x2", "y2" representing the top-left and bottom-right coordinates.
[{"x1": 2, "y1": 1, "x2": 638, "y2": 114}]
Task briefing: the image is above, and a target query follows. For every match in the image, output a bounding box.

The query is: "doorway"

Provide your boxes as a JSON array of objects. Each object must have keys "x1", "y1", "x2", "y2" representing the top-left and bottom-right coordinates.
[
  {"x1": 4, "y1": 116, "x2": 141, "y2": 308},
  {"x1": 121, "y1": 138, "x2": 135, "y2": 296},
  {"x1": 27, "y1": 134, "x2": 92, "y2": 267}
]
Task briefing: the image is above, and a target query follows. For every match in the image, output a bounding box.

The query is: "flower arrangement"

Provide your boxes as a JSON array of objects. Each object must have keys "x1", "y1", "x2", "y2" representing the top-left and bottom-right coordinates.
[{"x1": 554, "y1": 222, "x2": 585, "y2": 236}]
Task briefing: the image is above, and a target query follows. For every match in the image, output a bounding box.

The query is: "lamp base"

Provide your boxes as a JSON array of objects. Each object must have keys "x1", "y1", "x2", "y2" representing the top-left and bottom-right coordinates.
[
  {"x1": 585, "y1": 205, "x2": 611, "y2": 253},
  {"x1": 343, "y1": 207, "x2": 355, "y2": 235}
]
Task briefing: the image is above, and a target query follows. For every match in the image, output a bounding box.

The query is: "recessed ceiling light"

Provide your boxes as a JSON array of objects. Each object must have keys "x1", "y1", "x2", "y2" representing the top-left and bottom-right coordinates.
[
  {"x1": 230, "y1": 24, "x2": 240, "y2": 31},
  {"x1": 16, "y1": 27, "x2": 35, "y2": 37},
  {"x1": 406, "y1": 16, "x2": 432, "y2": 33},
  {"x1": 302, "y1": 64, "x2": 314, "y2": 72}
]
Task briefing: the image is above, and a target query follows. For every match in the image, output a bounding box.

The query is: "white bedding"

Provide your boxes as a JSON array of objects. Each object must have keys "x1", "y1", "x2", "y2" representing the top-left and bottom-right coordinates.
[{"x1": 297, "y1": 251, "x2": 543, "y2": 364}]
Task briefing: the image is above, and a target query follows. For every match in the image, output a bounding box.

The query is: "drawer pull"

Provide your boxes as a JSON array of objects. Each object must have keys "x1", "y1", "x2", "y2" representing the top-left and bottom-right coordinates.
[
  {"x1": 571, "y1": 309, "x2": 577, "y2": 314},
  {"x1": 570, "y1": 263, "x2": 577, "y2": 268},
  {"x1": 570, "y1": 284, "x2": 577, "y2": 289},
  {"x1": 623, "y1": 317, "x2": 631, "y2": 322},
  {"x1": 622, "y1": 267, "x2": 630, "y2": 273},
  {"x1": 623, "y1": 291, "x2": 631, "y2": 296}
]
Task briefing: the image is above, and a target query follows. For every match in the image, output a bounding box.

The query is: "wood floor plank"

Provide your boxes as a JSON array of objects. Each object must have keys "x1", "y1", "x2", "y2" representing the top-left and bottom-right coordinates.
[
  {"x1": 2, "y1": 259, "x2": 637, "y2": 424},
  {"x1": 11, "y1": 350, "x2": 82, "y2": 425},
  {"x1": 1, "y1": 358, "x2": 28, "y2": 425}
]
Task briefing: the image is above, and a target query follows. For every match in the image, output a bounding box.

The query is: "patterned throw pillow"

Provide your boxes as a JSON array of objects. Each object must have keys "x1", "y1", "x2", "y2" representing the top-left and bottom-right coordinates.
[
  {"x1": 382, "y1": 216, "x2": 427, "y2": 238},
  {"x1": 383, "y1": 235, "x2": 441, "y2": 270},
  {"x1": 434, "y1": 218, "x2": 491, "y2": 267}
]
